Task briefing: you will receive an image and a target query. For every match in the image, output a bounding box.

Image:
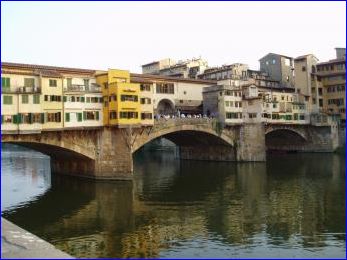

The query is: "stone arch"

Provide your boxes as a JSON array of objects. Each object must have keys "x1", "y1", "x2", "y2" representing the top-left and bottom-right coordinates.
[
  {"x1": 265, "y1": 127, "x2": 307, "y2": 141},
  {"x1": 156, "y1": 98, "x2": 175, "y2": 115},
  {"x1": 1, "y1": 131, "x2": 96, "y2": 160},
  {"x1": 132, "y1": 124, "x2": 234, "y2": 154},
  {"x1": 265, "y1": 127, "x2": 308, "y2": 151}
]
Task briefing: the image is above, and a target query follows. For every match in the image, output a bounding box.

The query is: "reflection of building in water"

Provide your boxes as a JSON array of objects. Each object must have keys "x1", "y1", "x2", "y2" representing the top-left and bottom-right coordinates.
[{"x1": 3, "y1": 150, "x2": 345, "y2": 258}]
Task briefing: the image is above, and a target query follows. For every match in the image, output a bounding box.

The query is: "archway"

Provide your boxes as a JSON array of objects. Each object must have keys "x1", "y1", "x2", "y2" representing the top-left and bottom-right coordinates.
[
  {"x1": 133, "y1": 129, "x2": 235, "y2": 162},
  {"x1": 156, "y1": 99, "x2": 175, "y2": 115},
  {"x1": 265, "y1": 129, "x2": 307, "y2": 152}
]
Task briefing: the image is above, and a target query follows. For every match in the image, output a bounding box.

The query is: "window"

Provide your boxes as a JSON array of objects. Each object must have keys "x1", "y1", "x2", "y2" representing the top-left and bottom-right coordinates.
[
  {"x1": 272, "y1": 113, "x2": 280, "y2": 120},
  {"x1": 49, "y1": 95, "x2": 61, "y2": 102},
  {"x1": 302, "y1": 66, "x2": 306, "y2": 72},
  {"x1": 319, "y1": 99, "x2": 323, "y2": 107},
  {"x1": 22, "y1": 95, "x2": 29, "y2": 104},
  {"x1": 65, "y1": 113, "x2": 70, "y2": 122},
  {"x1": 83, "y1": 111, "x2": 99, "y2": 120},
  {"x1": 248, "y1": 113, "x2": 257, "y2": 119},
  {"x1": 110, "y1": 111, "x2": 117, "y2": 120},
  {"x1": 156, "y1": 83, "x2": 174, "y2": 94},
  {"x1": 71, "y1": 96, "x2": 76, "y2": 102},
  {"x1": 272, "y1": 59, "x2": 276, "y2": 64},
  {"x1": 49, "y1": 79, "x2": 57, "y2": 87},
  {"x1": 141, "y1": 113, "x2": 152, "y2": 120},
  {"x1": 84, "y1": 79, "x2": 89, "y2": 87},
  {"x1": 77, "y1": 113, "x2": 83, "y2": 122},
  {"x1": 318, "y1": 88, "x2": 323, "y2": 95},
  {"x1": 33, "y1": 94, "x2": 40, "y2": 104},
  {"x1": 67, "y1": 78, "x2": 72, "y2": 87},
  {"x1": 299, "y1": 114, "x2": 305, "y2": 120},
  {"x1": 47, "y1": 112, "x2": 61, "y2": 122},
  {"x1": 2, "y1": 77, "x2": 10, "y2": 88},
  {"x1": 86, "y1": 97, "x2": 91, "y2": 103},
  {"x1": 3, "y1": 96, "x2": 13, "y2": 105},
  {"x1": 140, "y1": 84, "x2": 151, "y2": 91},
  {"x1": 24, "y1": 78, "x2": 35, "y2": 88},
  {"x1": 226, "y1": 112, "x2": 241, "y2": 119},
  {"x1": 140, "y1": 98, "x2": 151, "y2": 104},
  {"x1": 121, "y1": 95, "x2": 138, "y2": 102},
  {"x1": 120, "y1": 111, "x2": 138, "y2": 119},
  {"x1": 273, "y1": 103, "x2": 277, "y2": 108}
]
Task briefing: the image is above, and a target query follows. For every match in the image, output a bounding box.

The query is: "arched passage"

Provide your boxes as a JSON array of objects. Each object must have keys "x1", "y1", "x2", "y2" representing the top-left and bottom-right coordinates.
[
  {"x1": 3, "y1": 141, "x2": 96, "y2": 177},
  {"x1": 156, "y1": 99, "x2": 175, "y2": 115},
  {"x1": 265, "y1": 129, "x2": 307, "y2": 152},
  {"x1": 133, "y1": 129, "x2": 236, "y2": 162}
]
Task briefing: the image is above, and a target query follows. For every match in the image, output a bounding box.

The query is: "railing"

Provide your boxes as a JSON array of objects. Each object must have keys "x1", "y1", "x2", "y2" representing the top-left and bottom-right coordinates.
[{"x1": 1, "y1": 86, "x2": 41, "y2": 94}]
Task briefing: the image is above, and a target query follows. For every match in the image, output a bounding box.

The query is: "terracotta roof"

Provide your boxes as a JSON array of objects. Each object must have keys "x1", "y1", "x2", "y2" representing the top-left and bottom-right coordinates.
[
  {"x1": 2, "y1": 62, "x2": 96, "y2": 75},
  {"x1": 316, "y1": 58, "x2": 346, "y2": 66},
  {"x1": 130, "y1": 73, "x2": 216, "y2": 85},
  {"x1": 39, "y1": 69, "x2": 62, "y2": 78}
]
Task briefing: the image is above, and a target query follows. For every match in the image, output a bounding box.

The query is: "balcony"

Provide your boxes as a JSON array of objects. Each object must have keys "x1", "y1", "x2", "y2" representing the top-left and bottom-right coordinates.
[{"x1": 1, "y1": 86, "x2": 41, "y2": 94}]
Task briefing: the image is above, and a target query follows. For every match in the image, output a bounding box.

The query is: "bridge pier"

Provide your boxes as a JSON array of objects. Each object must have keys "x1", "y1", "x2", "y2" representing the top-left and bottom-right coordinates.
[
  {"x1": 236, "y1": 123, "x2": 266, "y2": 161},
  {"x1": 93, "y1": 127, "x2": 133, "y2": 180}
]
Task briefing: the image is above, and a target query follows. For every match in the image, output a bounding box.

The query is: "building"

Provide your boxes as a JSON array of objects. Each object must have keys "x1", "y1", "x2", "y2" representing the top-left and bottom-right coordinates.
[
  {"x1": 259, "y1": 53, "x2": 295, "y2": 88},
  {"x1": 294, "y1": 54, "x2": 319, "y2": 112},
  {"x1": 203, "y1": 82, "x2": 310, "y2": 126},
  {"x1": 203, "y1": 85, "x2": 243, "y2": 124},
  {"x1": 1, "y1": 62, "x2": 104, "y2": 133},
  {"x1": 96, "y1": 69, "x2": 142, "y2": 127},
  {"x1": 198, "y1": 63, "x2": 249, "y2": 81},
  {"x1": 131, "y1": 73, "x2": 216, "y2": 115},
  {"x1": 141, "y1": 58, "x2": 176, "y2": 75},
  {"x1": 316, "y1": 48, "x2": 346, "y2": 124},
  {"x1": 63, "y1": 73, "x2": 103, "y2": 129},
  {"x1": 142, "y1": 58, "x2": 208, "y2": 79}
]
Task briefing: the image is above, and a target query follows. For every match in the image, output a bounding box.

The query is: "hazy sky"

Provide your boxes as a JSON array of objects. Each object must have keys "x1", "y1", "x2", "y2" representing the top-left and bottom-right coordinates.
[{"x1": 2, "y1": 1, "x2": 346, "y2": 73}]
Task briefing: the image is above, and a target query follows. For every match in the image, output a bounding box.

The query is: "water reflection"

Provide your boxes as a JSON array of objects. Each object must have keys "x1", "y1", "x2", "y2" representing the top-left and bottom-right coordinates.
[{"x1": 1, "y1": 145, "x2": 345, "y2": 258}]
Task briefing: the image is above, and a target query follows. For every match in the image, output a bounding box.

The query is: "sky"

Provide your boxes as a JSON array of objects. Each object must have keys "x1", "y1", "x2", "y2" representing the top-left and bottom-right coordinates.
[{"x1": 1, "y1": 1, "x2": 346, "y2": 73}]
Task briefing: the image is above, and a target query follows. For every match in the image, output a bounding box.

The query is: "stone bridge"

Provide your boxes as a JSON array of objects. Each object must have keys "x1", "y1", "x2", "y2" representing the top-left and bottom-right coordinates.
[{"x1": 1, "y1": 119, "x2": 339, "y2": 180}]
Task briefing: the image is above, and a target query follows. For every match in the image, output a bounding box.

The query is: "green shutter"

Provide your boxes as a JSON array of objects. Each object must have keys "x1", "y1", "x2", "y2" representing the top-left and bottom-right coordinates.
[
  {"x1": 96, "y1": 111, "x2": 99, "y2": 120},
  {"x1": 41, "y1": 113, "x2": 45, "y2": 124},
  {"x1": 65, "y1": 113, "x2": 70, "y2": 122},
  {"x1": 77, "y1": 113, "x2": 82, "y2": 122},
  {"x1": 17, "y1": 114, "x2": 22, "y2": 124},
  {"x1": 63, "y1": 96, "x2": 67, "y2": 102},
  {"x1": 83, "y1": 111, "x2": 86, "y2": 120},
  {"x1": 81, "y1": 97, "x2": 85, "y2": 102}
]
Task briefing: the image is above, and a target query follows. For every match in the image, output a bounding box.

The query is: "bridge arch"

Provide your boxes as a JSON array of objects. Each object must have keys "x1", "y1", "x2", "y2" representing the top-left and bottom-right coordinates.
[
  {"x1": 265, "y1": 127, "x2": 308, "y2": 151},
  {"x1": 132, "y1": 125, "x2": 234, "y2": 154}
]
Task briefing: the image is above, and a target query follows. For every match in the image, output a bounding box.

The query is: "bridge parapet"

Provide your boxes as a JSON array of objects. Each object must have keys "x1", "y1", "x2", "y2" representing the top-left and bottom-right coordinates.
[{"x1": 153, "y1": 118, "x2": 215, "y2": 129}]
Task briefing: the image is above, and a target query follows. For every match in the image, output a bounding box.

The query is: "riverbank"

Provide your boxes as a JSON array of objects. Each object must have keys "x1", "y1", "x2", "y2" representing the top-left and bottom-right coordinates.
[{"x1": 1, "y1": 218, "x2": 73, "y2": 259}]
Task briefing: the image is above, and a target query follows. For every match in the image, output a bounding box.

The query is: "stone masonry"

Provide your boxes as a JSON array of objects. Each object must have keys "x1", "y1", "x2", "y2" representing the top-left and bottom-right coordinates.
[{"x1": 1, "y1": 119, "x2": 339, "y2": 180}]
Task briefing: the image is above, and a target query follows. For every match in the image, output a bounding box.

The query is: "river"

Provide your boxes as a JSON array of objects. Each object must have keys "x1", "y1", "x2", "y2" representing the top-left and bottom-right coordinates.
[{"x1": 1, "y1": 144, "x2": 345, "y2": 258}]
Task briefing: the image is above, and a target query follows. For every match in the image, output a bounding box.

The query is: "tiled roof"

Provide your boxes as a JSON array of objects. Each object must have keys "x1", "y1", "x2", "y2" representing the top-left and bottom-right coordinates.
[{"x1": 2, "y1": 62, "x2": 96, "y2": 75}]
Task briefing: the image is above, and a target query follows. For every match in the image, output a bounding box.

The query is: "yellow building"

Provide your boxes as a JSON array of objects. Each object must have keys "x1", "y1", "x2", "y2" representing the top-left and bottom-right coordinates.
[{"x1": 96, "y1": 69, "x2": 142, "y2": 127}]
